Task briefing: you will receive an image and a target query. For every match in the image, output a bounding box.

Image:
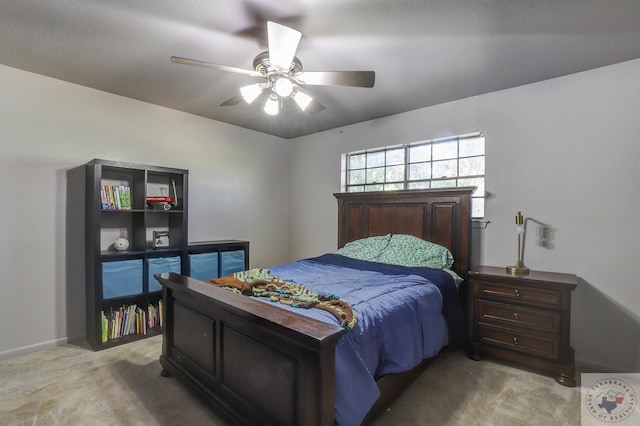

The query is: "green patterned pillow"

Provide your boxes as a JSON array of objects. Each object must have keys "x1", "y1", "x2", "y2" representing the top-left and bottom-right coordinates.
[
  {"x1": 377, "y1": 234, "x2": 454, "y2": 269},
  {"x1": 336, "y1": 234, "x2": 391, "y2": 261}
]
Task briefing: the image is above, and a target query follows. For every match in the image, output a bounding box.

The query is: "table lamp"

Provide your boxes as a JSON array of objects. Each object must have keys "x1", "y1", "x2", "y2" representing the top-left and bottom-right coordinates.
[
  {"x1": 506, "y1": 211, "x2": 529, "y2": 275},
  {"x1": 506, "y1": 211, "x2": 552, "y2": 275}
]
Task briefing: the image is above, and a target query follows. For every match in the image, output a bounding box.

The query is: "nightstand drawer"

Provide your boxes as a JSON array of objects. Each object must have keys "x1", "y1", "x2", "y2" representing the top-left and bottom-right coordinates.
[
  {"x1": 476, "y1": 280, "x2": 562, "y2": 307},
  {"x1": 477, "y1": 324, "x2": 559, "y2": 360},
  {"x1": 476, "y1": 300, "x2": 561, "y2": 333}
]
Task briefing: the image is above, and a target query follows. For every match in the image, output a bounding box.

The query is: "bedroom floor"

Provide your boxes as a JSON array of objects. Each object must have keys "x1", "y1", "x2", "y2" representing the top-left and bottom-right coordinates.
[
  {"x1": 373, "y1": 351, "x2": 584, "y2": 426},
  {"x1": 0, "y1": 335, "x2": 584, "y2": 426}
]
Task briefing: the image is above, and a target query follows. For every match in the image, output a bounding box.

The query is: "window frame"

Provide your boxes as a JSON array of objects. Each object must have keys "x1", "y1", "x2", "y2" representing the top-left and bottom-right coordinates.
[{"x1": 341, "y1": 132, "x2": 485, "y2": 218}]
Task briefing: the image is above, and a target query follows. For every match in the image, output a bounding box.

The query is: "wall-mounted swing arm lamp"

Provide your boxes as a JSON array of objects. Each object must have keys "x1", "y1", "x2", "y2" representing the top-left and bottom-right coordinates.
[{"x1": 506, "y1": 211, "x2": 552, "y2": 276}]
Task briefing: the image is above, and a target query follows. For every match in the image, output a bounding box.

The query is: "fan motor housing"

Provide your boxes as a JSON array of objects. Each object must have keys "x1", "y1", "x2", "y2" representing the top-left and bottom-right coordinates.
[{"x1": 253, "y1": 51, "x2": 302, "y2": 75}]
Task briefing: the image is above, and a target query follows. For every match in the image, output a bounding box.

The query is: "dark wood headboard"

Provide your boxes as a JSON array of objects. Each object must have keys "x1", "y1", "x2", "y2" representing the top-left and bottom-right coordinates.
[{"x1": 334, "y1": 187, "x2": 475, "y2": 281}]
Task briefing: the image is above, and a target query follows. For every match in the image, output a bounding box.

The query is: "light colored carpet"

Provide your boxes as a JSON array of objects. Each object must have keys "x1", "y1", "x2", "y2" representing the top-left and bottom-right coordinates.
[
  {"x1": 372, "y1": 350, "x2": 582, "y2": 426},
  {"x1": 0, "y1": 336, "x2": 223, "y2": 426},
  {"x1": 0, "y1": 336, "x2": 583, "y2": 425}
]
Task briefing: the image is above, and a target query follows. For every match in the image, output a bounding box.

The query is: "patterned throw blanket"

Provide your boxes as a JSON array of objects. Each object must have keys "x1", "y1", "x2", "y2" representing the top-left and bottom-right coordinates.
[{"x1": 209, "y1": 268, "x2": 357, "y2": 330}]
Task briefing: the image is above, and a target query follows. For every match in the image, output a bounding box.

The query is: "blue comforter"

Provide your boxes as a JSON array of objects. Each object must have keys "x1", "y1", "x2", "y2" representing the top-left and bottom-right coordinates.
[{"x1": 267, "y1": 254, "x2": 463, "y2": 426}]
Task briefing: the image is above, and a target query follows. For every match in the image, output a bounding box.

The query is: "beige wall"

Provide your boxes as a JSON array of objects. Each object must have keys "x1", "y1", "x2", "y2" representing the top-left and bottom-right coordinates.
[
  {"x1": 2, "y1": 58, "x2": 639, "y2": 373},
  {"x1": 288, "y1": 59, "x2": 640, "y2": 372},
  {"x1": 0, "y1": 65, "x2": 290, "y2": 357}
]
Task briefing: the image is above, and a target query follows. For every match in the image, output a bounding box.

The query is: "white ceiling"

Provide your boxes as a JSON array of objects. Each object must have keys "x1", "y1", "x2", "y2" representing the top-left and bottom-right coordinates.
[{"x1": 2, "y1": 1, "x2": 640, "y2": 139}]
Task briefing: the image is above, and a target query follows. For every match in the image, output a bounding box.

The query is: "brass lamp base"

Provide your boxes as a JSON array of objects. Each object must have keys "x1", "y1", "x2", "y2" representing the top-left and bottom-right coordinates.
[{"x1": 506, "y1": 261, "x2": 529, "y2": 276}]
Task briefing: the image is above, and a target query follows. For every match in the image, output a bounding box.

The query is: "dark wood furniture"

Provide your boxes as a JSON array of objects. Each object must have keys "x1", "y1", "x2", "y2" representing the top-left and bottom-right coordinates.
[
  {"x1": 468, "y1": 266, "x2": 578, "y2": 387},
  {"x1": 155, "y1": 187, "x2": 474, "y2": 425},
  {"x1": 79, "y1": 159, "x2": 188, "y2": 351}
]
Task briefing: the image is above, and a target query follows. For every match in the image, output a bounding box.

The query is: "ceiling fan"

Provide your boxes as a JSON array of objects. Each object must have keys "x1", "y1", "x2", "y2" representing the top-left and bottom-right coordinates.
[{"x1": 171, "y1": 21, "x2": 375, "y2": 115}]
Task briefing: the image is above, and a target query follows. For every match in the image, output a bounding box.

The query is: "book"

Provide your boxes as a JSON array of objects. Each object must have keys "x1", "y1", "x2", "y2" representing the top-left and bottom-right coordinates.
[
  {"x1": 100, "y1": 185, "x2": 132, "y2": 210},
  {"x1": 147, "y1": 304, "x2": 154, "y2": 329},
  {"x1": 99, "y1": 301, "x2": 160, "y2": 344},
  {"x1": 108, "y1": 186, "x2": 115, "y2": 209},
  {"x1": 121, "y1": 186, "x2": 131, "y2": 210},
  {"x1": 126, "y1": 304, "x2": 137, "y2": 335},
  {"x1": 116, "y1": 186, "x2": 122, "y2": 210},
  {"x1": 101, "y1": 311, "x2": 108, "y2": 343},
  {"x1": 100, "y1": 186, "x2": 108, "y2": 209}
]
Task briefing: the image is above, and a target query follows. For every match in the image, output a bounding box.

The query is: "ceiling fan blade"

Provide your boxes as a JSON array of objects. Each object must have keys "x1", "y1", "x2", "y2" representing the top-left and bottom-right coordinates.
[
  {"x1": 233, "y1": 1, "x2": 305, "y2": 47},
  {"x1": 294, "y1": 71, "x2": 375, "y2": 88},
  {"x1": 220, "y1": 95, "x2": 244, "y2": 106},
  {"x1": 171, "y1": 56, "x2": 263, "y2": 78},
  {"x1": 267, "y1": 21, "x2": 302, "y2": 72}
]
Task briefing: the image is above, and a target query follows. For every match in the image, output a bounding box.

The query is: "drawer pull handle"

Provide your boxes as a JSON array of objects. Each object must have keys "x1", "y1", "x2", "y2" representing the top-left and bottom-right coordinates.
[
  {"x1": 513, "y1": 312, "x2": 519, "y2": 320},
  {"x1": 513, "y1": 337, "x2": 519, "y2": 345},
  {"x1": 514, "y1": 289, "x2": 521, "y2": 297}
]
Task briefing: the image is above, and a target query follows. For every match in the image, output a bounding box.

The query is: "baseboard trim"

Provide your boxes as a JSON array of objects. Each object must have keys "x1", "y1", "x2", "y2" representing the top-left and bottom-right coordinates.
[
  {"x1": 0, "y1": 334, "x2": 85, "y2": 360},
  {"x1": 575, "y1": 356, "x2": 632, "y2": 374}
]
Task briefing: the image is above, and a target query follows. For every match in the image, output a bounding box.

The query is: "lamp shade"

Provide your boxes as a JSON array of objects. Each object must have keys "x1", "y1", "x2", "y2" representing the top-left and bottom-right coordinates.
[
  {"x1": 273, "y1": 77, "x2": 294, "y2": 97},
  {"x1": 292, "y1": 90, "x2": 313, "y2": 111},
  {"x1": 240, "y1": 84, "x2": 263, "y2": 104},
  {"x1": 264, "y1": 94, "x2": 279, "y2": 115}
]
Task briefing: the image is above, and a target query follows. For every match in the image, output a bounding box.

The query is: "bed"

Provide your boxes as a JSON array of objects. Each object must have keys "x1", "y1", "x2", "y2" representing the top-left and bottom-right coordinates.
[{"x1": 155, "y1": 187, "x2": 474, "y2": 425}]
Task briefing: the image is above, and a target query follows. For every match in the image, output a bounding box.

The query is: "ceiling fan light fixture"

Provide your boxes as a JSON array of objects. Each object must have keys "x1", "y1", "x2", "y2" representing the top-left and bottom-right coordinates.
[
  {"x1": 273, "y1": 77, "x2": 294, "y2": 97},
  {"x1": 240, "y1": 83, "x2": 263, "y2": 104},
  {"x1": 172, "y1": 21, "x2": 374, "y2": 118},
  {"x1": 292, "y1": 90, "x2": 313, "y2": 111},
  {"x1": 264, "y1": 94, "x2": 279, "y2": 115}
]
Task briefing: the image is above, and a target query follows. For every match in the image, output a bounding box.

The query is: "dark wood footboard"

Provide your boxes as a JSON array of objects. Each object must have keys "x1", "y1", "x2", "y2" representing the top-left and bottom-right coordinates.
[{"x1": 156, "y1": 272, "x2": 345, "y2": 426}]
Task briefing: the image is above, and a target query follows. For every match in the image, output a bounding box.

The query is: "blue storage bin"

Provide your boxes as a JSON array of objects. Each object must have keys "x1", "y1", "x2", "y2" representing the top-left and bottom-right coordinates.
[
  {"x1": 189, "y1": 253, "x2": 218, "y2": 281},
  {"x1": 220, "y1": 250, "x2": 246, "y2": 276},
  {"x1": 102, "y1": 259, "x2": 143, "y2": 299},
  {"x1": 147, "y1": 256, "x2": 181, "y2": 292}
]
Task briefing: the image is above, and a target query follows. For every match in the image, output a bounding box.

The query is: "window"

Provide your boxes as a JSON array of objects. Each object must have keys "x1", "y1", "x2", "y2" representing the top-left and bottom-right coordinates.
[{"x1": 342, "y1": 132, "x2": 485, "y2": 217}]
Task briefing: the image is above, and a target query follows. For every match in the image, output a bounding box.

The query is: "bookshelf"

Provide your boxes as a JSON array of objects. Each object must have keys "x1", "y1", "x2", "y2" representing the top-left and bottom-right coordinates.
[{"x1": 82, "y1": 159, "x2": 188, "y2": 351}]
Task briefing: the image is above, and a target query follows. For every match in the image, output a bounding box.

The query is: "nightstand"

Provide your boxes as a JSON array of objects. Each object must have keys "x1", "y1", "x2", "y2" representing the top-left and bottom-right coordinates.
[{"x1": 468, "y1": 265, "x2": 578, "y2": 387}]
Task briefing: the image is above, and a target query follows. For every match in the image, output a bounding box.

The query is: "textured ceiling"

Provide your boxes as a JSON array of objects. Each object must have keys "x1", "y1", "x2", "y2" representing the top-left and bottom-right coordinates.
[{"x1": 2, "y1": 0, "x2": 640, "y2": 139}]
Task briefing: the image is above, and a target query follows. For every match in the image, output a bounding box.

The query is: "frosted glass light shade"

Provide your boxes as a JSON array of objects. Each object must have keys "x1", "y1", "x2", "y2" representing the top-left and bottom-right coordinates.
[
  {"x1": 274, "y1": 78, "x2": 294, "y2": 97},
  {"x1": 292, "y1": 90, "x2": 313, "y2": 111},
  {"x1": 264, "y1": 95, "x2": 279, "y2": 115},
  {"x1": 240, "y1": 84, "x2": 263, "y2": 104}
]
